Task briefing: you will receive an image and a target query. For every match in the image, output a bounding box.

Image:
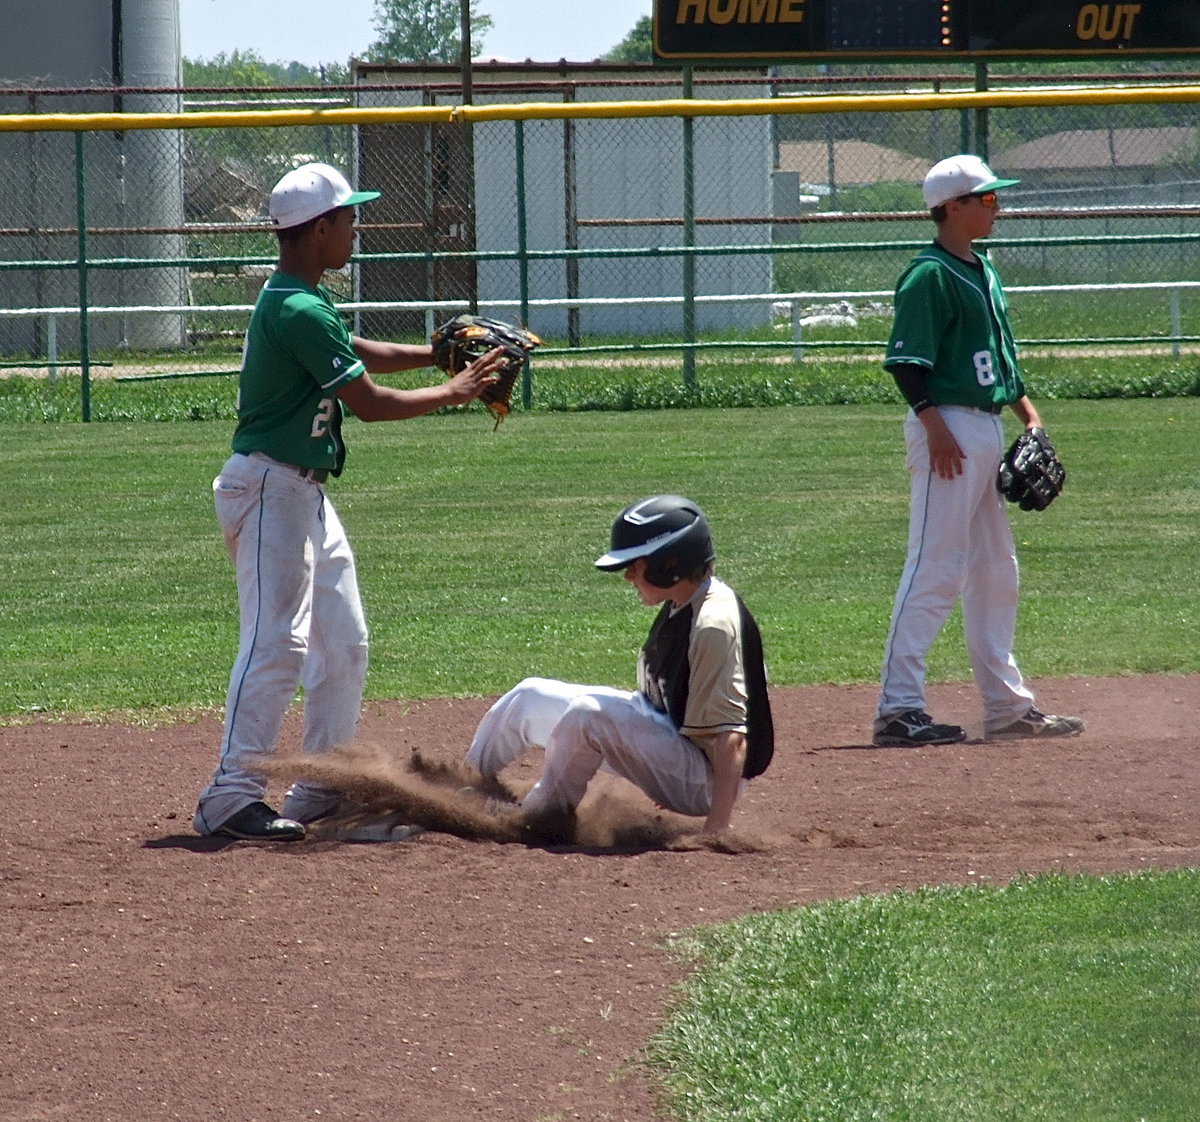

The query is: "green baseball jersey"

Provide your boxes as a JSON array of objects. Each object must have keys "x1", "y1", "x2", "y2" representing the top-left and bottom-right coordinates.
[
  {"x1": 230, "y1": 272, "x2": 365, "y2": 472},
  {"x1": 883, "y1": 243, "x2": 1025, "y2": 410}
]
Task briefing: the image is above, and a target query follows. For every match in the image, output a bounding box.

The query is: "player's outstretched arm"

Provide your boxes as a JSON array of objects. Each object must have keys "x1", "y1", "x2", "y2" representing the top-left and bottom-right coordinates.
[
  {"x1": 338, "y1": 346, "x2": 504, "y2": 421},
  {"x1": 352, "y1": 337, "x2": 436, "y2": 373}
]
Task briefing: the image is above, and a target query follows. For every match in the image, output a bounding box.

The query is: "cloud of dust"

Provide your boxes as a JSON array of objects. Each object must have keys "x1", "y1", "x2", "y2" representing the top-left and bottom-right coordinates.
[{"x1": 261, "y1": 743, "x2": 764, "y2": 853}]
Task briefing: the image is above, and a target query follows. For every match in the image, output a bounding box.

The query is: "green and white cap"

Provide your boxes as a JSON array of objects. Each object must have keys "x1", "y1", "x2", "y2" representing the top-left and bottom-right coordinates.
[
  {"x1": 922, "y1": 154, "x2": 1020, "y2": 208},
  {"x1": 268, "y1": 162, "x2": 381, "y2": 229}
]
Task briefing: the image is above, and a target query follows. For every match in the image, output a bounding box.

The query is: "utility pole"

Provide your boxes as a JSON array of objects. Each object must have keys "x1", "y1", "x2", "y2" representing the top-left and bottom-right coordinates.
[{"x1": 458, "y1": 0, "x2": 473, "y2": 105}]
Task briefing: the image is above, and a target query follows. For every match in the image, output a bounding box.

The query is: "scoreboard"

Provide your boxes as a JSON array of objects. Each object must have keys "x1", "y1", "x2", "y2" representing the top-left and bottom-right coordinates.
[{"x1": 653, "y1": 0, "x2": 1200, "y2": 60}]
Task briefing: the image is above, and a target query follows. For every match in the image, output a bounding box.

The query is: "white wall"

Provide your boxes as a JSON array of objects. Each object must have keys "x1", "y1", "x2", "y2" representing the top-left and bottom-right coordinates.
[{"x1": 357, "y1": 65, "x2": 773, "y2": 339}]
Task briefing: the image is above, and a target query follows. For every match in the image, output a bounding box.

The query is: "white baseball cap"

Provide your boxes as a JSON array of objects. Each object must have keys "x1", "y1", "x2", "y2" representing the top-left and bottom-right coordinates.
[
  {"x1": 922, "y1": 154, "x2": 1020, "y2": 209},
  {"x1": 268, "y1": 162, "x2": 381, "y2": 229}
]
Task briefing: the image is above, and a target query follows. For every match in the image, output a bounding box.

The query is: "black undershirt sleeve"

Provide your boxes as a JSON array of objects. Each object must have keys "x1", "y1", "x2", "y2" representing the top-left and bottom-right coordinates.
[{"x1": 889, "y1": 362, "x2": 935, "y2": 414}]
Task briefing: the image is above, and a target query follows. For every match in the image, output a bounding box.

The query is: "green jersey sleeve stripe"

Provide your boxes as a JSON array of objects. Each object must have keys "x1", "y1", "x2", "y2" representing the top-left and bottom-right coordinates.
[
  {"x1": 320, "y1": 360, "x2": 365, "y2": 391},
  {"x1": 884, "y1": 353, "x2": 934, "y2": 369}
]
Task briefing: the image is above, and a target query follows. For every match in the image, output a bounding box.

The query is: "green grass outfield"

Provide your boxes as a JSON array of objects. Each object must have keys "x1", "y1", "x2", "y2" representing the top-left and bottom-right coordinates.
[{"x1": 2, "y1": 397, "x2": 1196, "y2": 717}]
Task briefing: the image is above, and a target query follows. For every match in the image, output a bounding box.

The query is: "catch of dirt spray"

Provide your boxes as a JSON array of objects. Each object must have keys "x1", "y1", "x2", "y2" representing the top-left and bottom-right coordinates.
[{"x1": 262, "y1": 743, "x2": 761, "y2": 852}]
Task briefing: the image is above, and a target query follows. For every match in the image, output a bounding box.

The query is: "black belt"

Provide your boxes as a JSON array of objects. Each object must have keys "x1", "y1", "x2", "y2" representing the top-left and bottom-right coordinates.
[{"x1": 236, "y1": 453, "x2": 329, "y2": 483}]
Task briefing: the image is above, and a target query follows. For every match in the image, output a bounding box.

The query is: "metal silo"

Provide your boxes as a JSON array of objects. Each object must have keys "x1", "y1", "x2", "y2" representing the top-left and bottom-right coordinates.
[{"x1": 0, "y1": 0, "x2": 187, "y2": 356}]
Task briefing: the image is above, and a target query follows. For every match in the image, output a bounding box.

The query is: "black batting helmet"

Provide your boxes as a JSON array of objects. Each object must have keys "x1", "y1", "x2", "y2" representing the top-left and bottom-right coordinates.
[{"x1": 594, "y1": 494, "x2": 715, "y2": 589}]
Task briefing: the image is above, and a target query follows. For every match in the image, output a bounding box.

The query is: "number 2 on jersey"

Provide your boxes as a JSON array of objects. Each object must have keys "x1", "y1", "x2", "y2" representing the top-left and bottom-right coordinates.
[{"x1": 311, "y1": 397, "x2": 335, "y2": 438}]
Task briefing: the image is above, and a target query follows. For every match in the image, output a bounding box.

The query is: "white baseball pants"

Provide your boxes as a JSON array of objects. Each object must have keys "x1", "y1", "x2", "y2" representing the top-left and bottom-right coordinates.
[
  {"x1": 467, "y1": 677, "x2": 714, "y2": 817},
  {"x1": 877, "y1": 406, "x2": 1035, "y2": 729},
  {"x1": 193, "y1": 452, "x2": 368, "y2": 834}
]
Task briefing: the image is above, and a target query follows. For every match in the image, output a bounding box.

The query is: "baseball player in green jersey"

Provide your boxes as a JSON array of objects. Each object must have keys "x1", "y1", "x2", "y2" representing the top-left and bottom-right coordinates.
[
  {"x1": 193, "y1": 162, "x2": 503, "y2": 842},
  {"x1": 874, "y1": 154, "x2": 1084, "y2": 748}
]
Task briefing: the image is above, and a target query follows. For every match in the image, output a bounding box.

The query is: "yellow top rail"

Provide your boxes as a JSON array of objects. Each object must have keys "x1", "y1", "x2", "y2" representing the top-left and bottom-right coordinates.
[{"x1": 2, "y1": 83, "x2": 1200, "y2": 132}]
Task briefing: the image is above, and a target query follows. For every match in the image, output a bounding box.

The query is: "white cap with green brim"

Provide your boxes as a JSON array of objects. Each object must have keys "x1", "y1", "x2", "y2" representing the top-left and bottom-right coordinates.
[
  {"x1": 268, "y1": 162, "x2": 381, "y2": 229},
  {"x1": 922, "y1": 154, "x2": 1021, "y2": 209}
]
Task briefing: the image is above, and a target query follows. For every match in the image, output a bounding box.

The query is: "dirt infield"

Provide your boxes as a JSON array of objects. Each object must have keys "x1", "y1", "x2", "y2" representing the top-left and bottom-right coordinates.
[{"x1": 3, "y1": 675, "x2": 1197, "y2": 1122}]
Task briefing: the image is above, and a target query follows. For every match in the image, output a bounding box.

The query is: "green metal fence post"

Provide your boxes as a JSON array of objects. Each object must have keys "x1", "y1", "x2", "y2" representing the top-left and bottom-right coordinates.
[
  {"x1": 460, "y1": 2, "x2": 478, "y2": 315},
  {"x1": 563, "y1": 85, "x2": 581, "y2": 348},
  {"x1": 74, "y1": 131, "x2": 91, "y2": 423},
  {"x1": 1171, "y1": 286, "x2": 1182, "y2": 357},
  {"x1": 974, "y1": 62, "x2": 989, "y2": 160},
  {"x1": 682, "y1": 66, "x2": 697, "y2": 390},
  {"x1": 515, "y1": 118, "x2": 533, "y2": 409}
]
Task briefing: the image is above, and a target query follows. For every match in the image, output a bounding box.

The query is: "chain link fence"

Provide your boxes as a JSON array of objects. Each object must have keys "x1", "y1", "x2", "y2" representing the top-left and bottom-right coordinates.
[{"x1": 2, "y1": 66, "x2": 1200, "y2": 407}]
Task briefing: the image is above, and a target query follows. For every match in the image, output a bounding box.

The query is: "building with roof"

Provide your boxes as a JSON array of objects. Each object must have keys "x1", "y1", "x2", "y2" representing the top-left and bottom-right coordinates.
[
  {"x1": 775, "y1": 140, "x2": 930, "y2": 190},
  {"x1": 992, "y1": 127, "x2": 1200, "y2": 203}
]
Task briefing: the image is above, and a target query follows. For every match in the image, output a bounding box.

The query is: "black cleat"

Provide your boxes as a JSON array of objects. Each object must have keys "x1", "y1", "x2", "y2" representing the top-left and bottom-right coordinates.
[
  {"x1": 873, "y1": 709, "x2": 967, "y2": 748},
  {"x1": 986, "y1": 707, "x2": 1085, "y2": 740},
  {"x1": 216, "y1": 801, "x2": 307, "y2": 842}
]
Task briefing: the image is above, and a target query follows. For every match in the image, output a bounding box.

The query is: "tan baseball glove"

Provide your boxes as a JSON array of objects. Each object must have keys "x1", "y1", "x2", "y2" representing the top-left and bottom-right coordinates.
[{"x1": 430, "y1": 314, "x2": 542, "y2": 428}]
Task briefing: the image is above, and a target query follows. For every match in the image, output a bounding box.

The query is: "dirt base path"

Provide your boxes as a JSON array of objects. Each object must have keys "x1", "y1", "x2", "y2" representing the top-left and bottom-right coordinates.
[{"x1": 3, "y1": 675, "x2": 1197, "y2": 1122}]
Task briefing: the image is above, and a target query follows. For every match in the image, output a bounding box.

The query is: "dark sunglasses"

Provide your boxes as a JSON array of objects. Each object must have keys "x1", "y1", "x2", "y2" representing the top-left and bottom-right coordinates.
[{"x1": 959, "y1": 191, "x2": 999, "y2": 209}]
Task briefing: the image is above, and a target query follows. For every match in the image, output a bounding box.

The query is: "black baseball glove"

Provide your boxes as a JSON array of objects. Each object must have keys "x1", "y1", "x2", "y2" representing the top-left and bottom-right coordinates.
[
  {"x1": 997, "y1": 426, "x2": 1066, "y2": 511},
  {"x1": 430, "y1": 314, "x2": 541, "y2": 427}
]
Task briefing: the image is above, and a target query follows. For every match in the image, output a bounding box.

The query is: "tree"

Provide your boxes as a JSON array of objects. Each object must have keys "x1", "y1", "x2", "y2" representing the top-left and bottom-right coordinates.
[
  {"x1": 184, "y1": 50, "x2": 287, "y2": 88},
  {"x1": 183, "y1": 51, "x2": 350, "y2": 88},
  {"x1": 603, "y1": 14, "x2": 653, "y2": 63},
  {"x1": 365, "y1": 0, "x2": 493, "y2": 65},
  {"x1": 181, "y1": 51, "x2": 354, "y2": 214}
]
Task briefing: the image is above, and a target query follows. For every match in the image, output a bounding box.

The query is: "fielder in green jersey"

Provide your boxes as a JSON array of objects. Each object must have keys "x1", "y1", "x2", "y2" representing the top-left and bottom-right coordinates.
[
  {"x1": 873, "y1": 154, "x2": 1084, "y2": 750},
  {"x1": 231, "y1": 276, "x2": 365, "y2": 473},
  {"x1": 194, "y1": 163, "x2": 504, "y2": 843},
  {"x1": 885, "y1": 244, "x2": 1025, "y2": 413}
]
